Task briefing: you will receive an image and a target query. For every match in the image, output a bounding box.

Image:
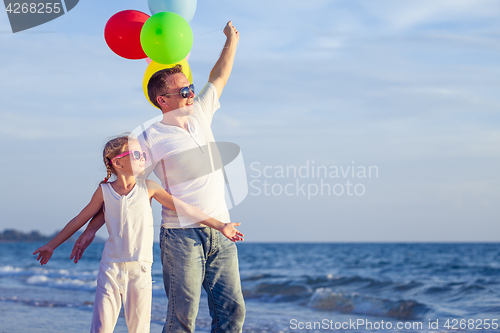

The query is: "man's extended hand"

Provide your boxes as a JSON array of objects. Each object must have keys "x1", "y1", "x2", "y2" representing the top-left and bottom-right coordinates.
[
  {"x1": 219, "y1": 222, "x2": 244, "y2": 242},
  {"x1": 224, "y1": 21, "x2": 239, "y2": 42},
  {"x1": 70, "y1": 229, "x2": 96, "y2": 263}
]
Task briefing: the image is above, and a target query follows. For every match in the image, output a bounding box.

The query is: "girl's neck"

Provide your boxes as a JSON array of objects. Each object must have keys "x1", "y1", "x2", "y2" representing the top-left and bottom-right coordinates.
[{"x1": 110, "y1": 174, "x2": 136, "y2": 196}]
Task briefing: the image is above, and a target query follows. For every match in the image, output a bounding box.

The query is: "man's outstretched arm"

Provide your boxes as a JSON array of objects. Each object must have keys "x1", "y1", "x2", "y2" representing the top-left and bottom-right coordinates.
[
  {"x1": 70, "y1": 208, "x2": 105, "y2": 263},
  {"x1": 209, "y1": 21, "x2": 240, "y2": 99}
]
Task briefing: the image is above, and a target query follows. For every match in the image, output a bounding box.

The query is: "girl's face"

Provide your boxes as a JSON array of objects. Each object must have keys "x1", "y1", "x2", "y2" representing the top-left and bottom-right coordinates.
[
  {"x1": 127, "y1": 141, "x2": 146, "y2": 177},
  {"x1": 113, "y1": 141, "x2": 146, "y2": 177}
]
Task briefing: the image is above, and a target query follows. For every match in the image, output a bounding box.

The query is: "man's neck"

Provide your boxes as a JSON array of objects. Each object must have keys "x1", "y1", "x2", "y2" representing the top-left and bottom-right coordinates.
[{"x1": 160, "y1": 107, "x2": 191, "y2": 131}]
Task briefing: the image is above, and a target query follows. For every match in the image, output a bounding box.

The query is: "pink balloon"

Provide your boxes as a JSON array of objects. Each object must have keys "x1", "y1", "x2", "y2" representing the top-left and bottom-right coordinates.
[
  {"x1": 145, "y1": 57, "x2": 152, "y2": 64},
  {"x1": 185, "y1": 52, "x2": 190, "y2": 61}
]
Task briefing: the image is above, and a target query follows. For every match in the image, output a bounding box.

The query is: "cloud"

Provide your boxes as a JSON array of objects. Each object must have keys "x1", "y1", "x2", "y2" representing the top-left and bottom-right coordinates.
[
  {"x1": 0, "y1": 111, "x2": 143, "y2": 140},
  {"x1": 360, "y1": 0, "x2": 500, "y2": 31}
]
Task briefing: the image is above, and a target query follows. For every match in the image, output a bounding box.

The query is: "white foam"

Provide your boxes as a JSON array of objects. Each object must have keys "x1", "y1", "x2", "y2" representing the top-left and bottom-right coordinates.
[
  {"x1": 26, "y1": 275, "x2": 49, "y2": 284},
  {"x1": 0, "y1": 265, "x2": 23, "y2": 274},
  {"x1": 53, "y1": 277, "x2": 92, "y2": 288},
  {"x1": 31, "y1": 267, "x2": 51, "y2": 275},
  {"x1": 308, "y1": 288, "x2": 353, "y2": 312},
  {"x1": 26, "y1": 274, "x2": 96, "y2": 291}
]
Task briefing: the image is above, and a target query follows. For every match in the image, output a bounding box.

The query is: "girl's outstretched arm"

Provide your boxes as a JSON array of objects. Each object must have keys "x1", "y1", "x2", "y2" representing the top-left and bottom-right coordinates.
[
  {"x1": 146, "y1": 180, "x2": 244, "y2": 242},
  {"x1": 33, "y1": 187, "x2": 104, "y2": 265}
]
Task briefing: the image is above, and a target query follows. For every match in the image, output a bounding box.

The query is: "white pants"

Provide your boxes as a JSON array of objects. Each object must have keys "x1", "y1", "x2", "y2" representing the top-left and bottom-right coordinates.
[{"x1": 91, "y1": 261, "x2": 152, "y2": 333}]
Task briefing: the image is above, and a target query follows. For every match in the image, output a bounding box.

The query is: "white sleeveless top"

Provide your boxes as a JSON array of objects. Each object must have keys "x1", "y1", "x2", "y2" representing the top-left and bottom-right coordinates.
[{"x1": 100, "y1": 179, "x2": 154, "y2": 263}]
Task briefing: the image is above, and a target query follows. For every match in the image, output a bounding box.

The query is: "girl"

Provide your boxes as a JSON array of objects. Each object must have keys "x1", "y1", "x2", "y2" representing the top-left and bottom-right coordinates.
[{"x1": 33, "y1": 135, "x2": 243, "y2": 333}]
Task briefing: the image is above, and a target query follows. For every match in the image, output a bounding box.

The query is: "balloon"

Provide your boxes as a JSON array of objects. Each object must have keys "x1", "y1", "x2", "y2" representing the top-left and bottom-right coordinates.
[
  {"x1": 142, "y1": 58, "x2": 193, "y2": 107},
  {"x1": 104, "y1": 10, "x2": 150, "y2": 60},
  {"x1": 145, "y1": 57, "x2": 152, "y2": 64},
  {"x1": 140, "y1": 12, "x2": 193, "y2": 65},
  {"x1": 148, "y1": 0, "x2": 197, "y2": 23}
]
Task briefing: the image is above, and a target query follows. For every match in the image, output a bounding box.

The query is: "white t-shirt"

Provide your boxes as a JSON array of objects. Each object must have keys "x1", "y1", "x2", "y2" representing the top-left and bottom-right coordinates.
[
  {"x1": 100, "y1": 179, "x2": 154, "y2": 263},
  {"x1": 138, "y1": 83, "x2": 230, "y2": 228}
]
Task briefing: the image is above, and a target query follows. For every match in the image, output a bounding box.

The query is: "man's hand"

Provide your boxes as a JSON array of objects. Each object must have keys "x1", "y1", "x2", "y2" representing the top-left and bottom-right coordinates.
[
  {"x1": 33, "y1": 245, "x2": 54, "y2": 265},
  {"x1": 219, "y1": 222, "x2": 244, "y2": 242},
  {"x1": 224, "y1": 21, "x2": 239, "y2": 42},
  {"x1": 70, "y1": 230, "x2": 96, "y2": 263}
]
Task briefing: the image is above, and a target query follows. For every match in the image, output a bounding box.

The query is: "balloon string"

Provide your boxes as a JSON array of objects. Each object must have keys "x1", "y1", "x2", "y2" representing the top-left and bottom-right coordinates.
[{"x1": 197, "y1": 27, "x2": 224, "y2": 37}]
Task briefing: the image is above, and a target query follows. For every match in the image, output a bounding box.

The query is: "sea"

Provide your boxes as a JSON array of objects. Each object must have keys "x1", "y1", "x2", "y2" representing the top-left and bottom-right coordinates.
[{"x1": 0, "y1": 242, "x2": 499, "y2": 333}]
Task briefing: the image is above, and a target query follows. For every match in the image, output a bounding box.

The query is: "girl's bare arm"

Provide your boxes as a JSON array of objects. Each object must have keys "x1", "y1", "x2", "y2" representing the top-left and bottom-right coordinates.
[{"x1": 33, "y1": 187, "x2": 104, "y2": 264}]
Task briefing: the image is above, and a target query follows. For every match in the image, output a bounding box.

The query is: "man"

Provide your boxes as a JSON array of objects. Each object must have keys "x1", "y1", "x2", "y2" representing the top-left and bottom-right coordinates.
[{"x1": 72, "y1": 21, "x2": 245, "y2": 333}]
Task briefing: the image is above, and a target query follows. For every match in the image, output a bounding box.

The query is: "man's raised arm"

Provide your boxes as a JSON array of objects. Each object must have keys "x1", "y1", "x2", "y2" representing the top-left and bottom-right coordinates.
[
  {"x1": 70, "y1": 208, "x2": 105, "y2": 263},
  {"x1": 209, "y1": 21, "x2": 240, "y2": 99}
]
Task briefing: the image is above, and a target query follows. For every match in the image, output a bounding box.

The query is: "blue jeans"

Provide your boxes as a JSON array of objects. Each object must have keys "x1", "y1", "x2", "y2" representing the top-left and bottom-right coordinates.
[{"x1": 160, "y1": 227, "x2": 245, "y2": 333}]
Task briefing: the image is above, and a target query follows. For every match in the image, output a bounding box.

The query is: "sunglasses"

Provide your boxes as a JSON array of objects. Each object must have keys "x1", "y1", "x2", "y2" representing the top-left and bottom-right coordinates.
[
  {"x1": 162, "y1": 84, "x2": 195, "y2": 99},
  {"x1": 111, "y1": 150, "x2": 148, "y2": 162}
]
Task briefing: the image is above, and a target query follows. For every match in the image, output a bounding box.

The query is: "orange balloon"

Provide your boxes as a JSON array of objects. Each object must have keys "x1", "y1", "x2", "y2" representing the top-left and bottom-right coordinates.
[{"x1": 142, "y1": 58, "x2": 193, "y2": 107}]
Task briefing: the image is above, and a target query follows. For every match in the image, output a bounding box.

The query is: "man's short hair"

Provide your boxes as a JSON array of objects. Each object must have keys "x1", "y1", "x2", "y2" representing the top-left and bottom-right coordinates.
[{"x1": 147, "y1": 64, "x2": 184, "y2": 109}]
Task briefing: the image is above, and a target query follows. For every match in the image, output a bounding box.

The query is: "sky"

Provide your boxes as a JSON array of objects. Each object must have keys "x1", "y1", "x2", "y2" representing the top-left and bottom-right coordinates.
[{"x1": 1, "y1": 0, "x2": 499, "y2": 242}]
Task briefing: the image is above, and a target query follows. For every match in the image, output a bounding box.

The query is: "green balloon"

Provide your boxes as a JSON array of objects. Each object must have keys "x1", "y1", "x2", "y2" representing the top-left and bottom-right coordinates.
[{"x1": 140, "y1": 11, "x2": 193, "y2": 65}]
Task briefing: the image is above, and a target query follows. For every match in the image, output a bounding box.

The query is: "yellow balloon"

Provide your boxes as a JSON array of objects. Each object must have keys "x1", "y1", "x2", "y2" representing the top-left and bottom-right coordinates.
[{"x1": 142, "y1": 58, "x2": 193, "y2": 107}]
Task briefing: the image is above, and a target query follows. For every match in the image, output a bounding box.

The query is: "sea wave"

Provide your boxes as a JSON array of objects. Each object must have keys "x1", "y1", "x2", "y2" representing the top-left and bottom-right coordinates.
[
  {"x1": 0, "y1": 295, "x2": 94, "y2": 309},
  {"x1": 242, "y1": 273, "x2": 410, "y2": 298},
  {"x1": 241, "y1": 273, "x2": 430, "y2": 318},
  {"x1": 0, "y1": 265, "x2": 23, "y2": 274},
  {"x1": 26, "y1": 274, "x2": 97, "y2": 291},
  {"x1": 0, "y1": 265, "x2": 97, "y2": 277},
  {"x1": 307, "y1": 288, "x2": 429, "y2": 319}
]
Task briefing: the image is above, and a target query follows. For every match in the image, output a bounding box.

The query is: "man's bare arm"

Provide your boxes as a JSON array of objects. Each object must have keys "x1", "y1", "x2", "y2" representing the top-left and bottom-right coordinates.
[
  {"x1": 209, "y1": 21, "x2": 240, "y2": 99},
  {"x1": 70, "y1": 207, "x2": 105, "y2": 263}
]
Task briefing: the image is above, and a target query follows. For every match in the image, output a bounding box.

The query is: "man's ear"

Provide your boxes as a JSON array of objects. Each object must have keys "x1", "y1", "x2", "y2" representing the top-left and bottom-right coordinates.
[{"x1": 157, "y1": 95, "x2": 168, "y2": 107}]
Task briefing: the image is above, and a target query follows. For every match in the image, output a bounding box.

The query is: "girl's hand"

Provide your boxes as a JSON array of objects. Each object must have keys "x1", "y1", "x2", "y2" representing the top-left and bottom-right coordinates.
[
  {"x1": 33, "y1": 245, "x2": 54, "y2": 265},
  {"x1": 219, "y1": 222, "x2": 244, "y2": 242}
]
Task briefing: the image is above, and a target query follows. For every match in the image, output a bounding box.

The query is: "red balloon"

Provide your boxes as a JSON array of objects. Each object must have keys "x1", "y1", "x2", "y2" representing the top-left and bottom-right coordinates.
[{"x1": 104, "y1": 10, "x2": 150, "y2": 60}]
